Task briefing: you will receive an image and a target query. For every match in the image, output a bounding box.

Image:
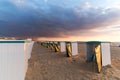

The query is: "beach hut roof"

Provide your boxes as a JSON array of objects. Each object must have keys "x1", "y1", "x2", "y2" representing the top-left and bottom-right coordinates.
[
  {"x1": 86, "y1": 41, "x2": 110, "y2": 44},
  {"x1": 0, "y1": 40, "x2": 26, "y2": 43}
]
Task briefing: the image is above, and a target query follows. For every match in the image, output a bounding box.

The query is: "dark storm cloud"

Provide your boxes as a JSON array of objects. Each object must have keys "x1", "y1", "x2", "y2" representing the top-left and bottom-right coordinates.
[{"x1": 0, "y1": 0, "x2": 120, "y2": 37}]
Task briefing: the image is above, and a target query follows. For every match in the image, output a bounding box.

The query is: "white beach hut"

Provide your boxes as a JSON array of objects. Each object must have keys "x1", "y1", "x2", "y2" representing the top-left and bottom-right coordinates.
[
  {"x1": 0, "y1": 40, "x2": 34, "y2": 80},
  {"x1": 86, "y1": 41, "x2": 111, "y2": 72},
  {"x1": 66, "y1": 42, "x2": 78, "y2": 57}
]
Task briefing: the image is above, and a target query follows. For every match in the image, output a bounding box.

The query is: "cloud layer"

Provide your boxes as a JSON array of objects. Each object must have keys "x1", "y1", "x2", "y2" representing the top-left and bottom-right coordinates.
[{"x1": 0, "y1": 0, "x2": 120, "y2": 38}]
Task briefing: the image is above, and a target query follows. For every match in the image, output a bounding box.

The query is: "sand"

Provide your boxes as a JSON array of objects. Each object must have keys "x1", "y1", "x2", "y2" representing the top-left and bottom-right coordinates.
[{"x1": 25, "y1": 42, "x2": 120, "y2": 80}]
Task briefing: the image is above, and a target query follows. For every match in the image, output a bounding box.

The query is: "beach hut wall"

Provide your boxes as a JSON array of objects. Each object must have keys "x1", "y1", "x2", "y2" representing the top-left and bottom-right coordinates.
[
  {"x1": 24, "y1": 41, "x2": 34, "y2": 60},
  {"x1": 66, "y1": 42, "x2": 72, "y2": 57},
  {"x1": 50, "y1": 43, "x2": 54, "y2": 51},
  {"x1": 0, "y1": 40, "x2": 26, "y2": 80},
  {"x1": 60, "y1": 42, "x2": 66, "y2": 52},
  {"x1": 54, "y1": 42, "x2": 60, "y2": 52},
  {"x1": 52, "y1": 42, "x2": 58, "y2": 52},
  {"x1": 71, "y1": 42, "x2": 78, "y2": 56},
  {"x1": 101, "y1": 43, "x2": 111, "y2": 66}
]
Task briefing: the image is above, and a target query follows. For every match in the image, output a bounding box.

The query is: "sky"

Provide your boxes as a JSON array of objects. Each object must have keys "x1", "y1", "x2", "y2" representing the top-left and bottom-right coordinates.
[{"x1": 0, "y1": 0, "x2": 120, "y2": 41}]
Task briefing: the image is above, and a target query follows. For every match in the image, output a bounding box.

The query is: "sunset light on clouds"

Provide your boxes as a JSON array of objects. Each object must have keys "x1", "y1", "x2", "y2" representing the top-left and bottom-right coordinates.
[{"x1": 0, "y1": 0, "x2": 120, "y2": 41}]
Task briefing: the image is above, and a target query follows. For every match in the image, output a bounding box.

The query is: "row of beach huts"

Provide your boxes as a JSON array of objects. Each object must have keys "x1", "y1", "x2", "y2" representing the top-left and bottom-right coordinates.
[
  {"x1": 39, "y1": 41, "x2": 111, "y2": 73},
  {"x1": 0, "y1": 40, "x2": 111, "y2": 80}
]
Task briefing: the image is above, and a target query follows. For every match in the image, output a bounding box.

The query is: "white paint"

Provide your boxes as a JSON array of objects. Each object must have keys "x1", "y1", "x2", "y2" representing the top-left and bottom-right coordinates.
[
  {"x1": 27, "y1": 41, "x2": 34, "y2": 59},
  {"x1": 60, "y1": 42, "x2": 66, "y2": 52},
  {"x1": 71, "y1": 42, "x2": 78, "y2": 56},
  {"x1": 24, "y1": 41, "x2": 34, "y2": 75},
  {"x1": 24, "y1": 42, "x2": 28, "y2": 76},
  {"x1": 101, "y1": 43, "x2": 111, "y2": 66},
  {"x1": 0, "y1": 43, "x2": 25, "y2": 80}
]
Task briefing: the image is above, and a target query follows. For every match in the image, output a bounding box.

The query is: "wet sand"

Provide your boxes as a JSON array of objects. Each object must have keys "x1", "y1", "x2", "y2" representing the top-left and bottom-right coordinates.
[{"x1": 25, "y1": 42, "x2": 120, "y2": 80}]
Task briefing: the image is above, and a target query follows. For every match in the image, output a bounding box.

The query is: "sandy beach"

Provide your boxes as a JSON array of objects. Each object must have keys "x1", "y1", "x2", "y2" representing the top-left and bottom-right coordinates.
[{"x1": 25, "y1": 42, "x2": 120, "y2": 80}]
